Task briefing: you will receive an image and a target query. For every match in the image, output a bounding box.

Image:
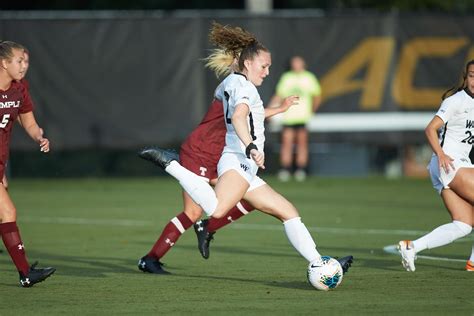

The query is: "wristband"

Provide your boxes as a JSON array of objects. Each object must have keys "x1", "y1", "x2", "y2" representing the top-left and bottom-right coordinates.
[{"x1": 245, "y1": 143, "x2": 258, "y2": 158}]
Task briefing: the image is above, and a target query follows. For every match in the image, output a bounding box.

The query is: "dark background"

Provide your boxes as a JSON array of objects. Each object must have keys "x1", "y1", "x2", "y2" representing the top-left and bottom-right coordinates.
[{"x1": 1, "y1": 1, "x2": 473, "y2": 177}]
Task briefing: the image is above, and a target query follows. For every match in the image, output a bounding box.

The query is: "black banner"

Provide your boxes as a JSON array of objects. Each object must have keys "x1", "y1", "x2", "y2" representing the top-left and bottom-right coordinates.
[{"x1": 1, "y1": 12, "x2": 473, "y2": 149}]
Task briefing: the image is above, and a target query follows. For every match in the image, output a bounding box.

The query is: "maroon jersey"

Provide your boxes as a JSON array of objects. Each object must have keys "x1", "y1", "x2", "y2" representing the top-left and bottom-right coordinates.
[
  {"x1": 0, "y1": 80, "x2": 34, "y2": 177},
  {"x1": 20, "y1": 78, "x2": 30, "y2": 92},
  {"x1": 180, "y1": 99, "x2": 226, "y2": 180}
]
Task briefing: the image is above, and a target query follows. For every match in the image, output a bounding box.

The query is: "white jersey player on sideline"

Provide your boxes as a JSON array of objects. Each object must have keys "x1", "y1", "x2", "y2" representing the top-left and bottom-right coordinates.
[{"x1": 398, "y1": 59, "x2": 474, "y2": 272}]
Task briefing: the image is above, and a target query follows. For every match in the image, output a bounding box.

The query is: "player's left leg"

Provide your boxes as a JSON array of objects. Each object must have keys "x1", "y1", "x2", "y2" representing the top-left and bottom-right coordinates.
[
  {"x1": 139, "y1": 191, "x2": 201, "y2": 274},
  {"x1": 244, "y1": 183, "x2": 321, "y2": 262},
  {"x1": 0, "y1": 186, "x2": 29, "y2": 276},
  {"x1": 243, "y1": 182, "x2": 353, "y2": 273},
  {"x1": 294, "y1": 127, "x2": 309, "y2": 182},
  {"x1": 0, "y1": 186, "x2": 55, "y2": 286}
]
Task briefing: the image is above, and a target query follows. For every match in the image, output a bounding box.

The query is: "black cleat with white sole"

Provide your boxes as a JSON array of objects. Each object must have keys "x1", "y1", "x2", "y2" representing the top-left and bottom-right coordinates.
[
  {"x1": 19, "y1": 262, "x2": 56, "y2": 288},
  {"x1": 138, "y1": 255, "x2": 170, "y2": 274},
  {"x1": 337, "y1": 255, "x2": 354, "y2": 274},
  {"x1": 138, "y1": 147, "x2": 179, "y2": 169}
]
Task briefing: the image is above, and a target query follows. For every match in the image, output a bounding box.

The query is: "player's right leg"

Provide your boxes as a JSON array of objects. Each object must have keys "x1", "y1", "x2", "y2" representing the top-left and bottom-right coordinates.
[
  {"x1": 448, "y1": 168, "x2": 474, "y2": 203},
  {"x1": 0, "y1": 185, "x2": 55, "y2": 287},
  {"x1": 398, "y1": 189, "x2": 472, "y2": 272},
  {"x1": 294, "y1": 127, "x2": 309, "y2": 182}
]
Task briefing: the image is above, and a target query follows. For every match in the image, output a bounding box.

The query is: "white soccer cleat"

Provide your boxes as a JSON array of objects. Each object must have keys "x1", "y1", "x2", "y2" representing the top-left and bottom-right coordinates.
[{"x1": 398, "y1": 240, "x2": 416, "y2": 272}]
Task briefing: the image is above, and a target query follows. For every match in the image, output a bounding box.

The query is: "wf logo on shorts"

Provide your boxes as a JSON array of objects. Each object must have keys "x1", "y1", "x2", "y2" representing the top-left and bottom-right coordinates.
[{"x1": 240, "y1": 163, "x2": 249, "y2": 172}]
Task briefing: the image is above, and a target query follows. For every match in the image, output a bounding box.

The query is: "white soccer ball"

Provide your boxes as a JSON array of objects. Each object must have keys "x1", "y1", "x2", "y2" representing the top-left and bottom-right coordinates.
[{"x1": 307, "y1": 256, "x2": 343, "y2": 291}]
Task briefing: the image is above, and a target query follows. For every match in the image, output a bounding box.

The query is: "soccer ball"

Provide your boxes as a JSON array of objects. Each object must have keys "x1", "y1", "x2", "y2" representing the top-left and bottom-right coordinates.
[{"x1": 307, "y1": 256, "x2": 343, "y2": 291}]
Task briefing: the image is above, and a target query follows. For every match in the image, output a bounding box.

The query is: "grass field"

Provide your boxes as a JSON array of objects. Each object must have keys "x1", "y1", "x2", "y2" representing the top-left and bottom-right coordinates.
[{"x1": 1, "y1": 176, "x2": 473, "y2": 315}]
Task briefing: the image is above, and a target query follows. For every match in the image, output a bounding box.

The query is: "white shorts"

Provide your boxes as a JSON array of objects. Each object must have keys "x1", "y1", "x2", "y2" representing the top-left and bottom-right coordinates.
[
  {"x1": 428, "y1": 155, "x2": 474, "y2": 194},
  {"x1": 217, "y1": 152, "x2": 265, "y2": 192}
]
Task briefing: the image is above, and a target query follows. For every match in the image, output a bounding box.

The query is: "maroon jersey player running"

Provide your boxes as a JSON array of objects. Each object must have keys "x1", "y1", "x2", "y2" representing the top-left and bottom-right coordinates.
[{"x1": 0, "y1": 41, "x2": 55, "y2": 287}]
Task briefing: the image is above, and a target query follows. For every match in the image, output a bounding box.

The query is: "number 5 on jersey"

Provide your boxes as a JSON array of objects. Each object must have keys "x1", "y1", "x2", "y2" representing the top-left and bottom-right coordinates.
[{"x1": 0, "y1": 114, "x2": 11, "y2": 128}]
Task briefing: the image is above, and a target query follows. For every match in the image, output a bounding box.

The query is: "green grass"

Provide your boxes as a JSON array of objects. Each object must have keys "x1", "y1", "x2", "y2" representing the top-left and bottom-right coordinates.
[{"x1": 1, "y1": 177, "x2": 472, "y2": 315}]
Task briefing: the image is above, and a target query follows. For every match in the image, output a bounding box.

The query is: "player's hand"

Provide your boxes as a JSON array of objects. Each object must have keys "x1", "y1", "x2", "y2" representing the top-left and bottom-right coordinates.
[
  {"x1": 250, "y1": 149, "x2": 265, "y2": 169},
  {"x1": 437, "y1": 152, "x2": 454, "y2": 173},
  {"x1": 280, "y1": 95, "x2": 299, "y2": 113},
  {"x1": 39, "y1": 137, "x2": 50, "y2": 153}
]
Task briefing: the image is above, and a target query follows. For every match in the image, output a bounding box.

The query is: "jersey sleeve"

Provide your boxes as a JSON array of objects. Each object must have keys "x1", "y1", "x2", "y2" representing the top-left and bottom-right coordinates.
[{"x1": 435, "y1": 96, "x2": 457, "y2": 123}]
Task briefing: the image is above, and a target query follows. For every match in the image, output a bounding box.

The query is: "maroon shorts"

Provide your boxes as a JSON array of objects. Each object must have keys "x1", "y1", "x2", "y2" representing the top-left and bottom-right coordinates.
[{"x1": 179, "y1": 150, "x2": 219, "y2": 181}]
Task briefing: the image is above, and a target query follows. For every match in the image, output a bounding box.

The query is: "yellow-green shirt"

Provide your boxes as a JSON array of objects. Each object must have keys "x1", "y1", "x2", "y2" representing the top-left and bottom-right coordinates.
[{"x1": 276, "y1": 70, "x2": 321, "y2": 125}]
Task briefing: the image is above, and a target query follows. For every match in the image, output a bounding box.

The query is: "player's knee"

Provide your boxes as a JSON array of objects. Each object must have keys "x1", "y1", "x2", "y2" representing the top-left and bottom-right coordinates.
[
  {"x1": 211, "y1": 208, "x2": 226, "y2": 219},
  {"x1": 183, "y1": 208, "x2": 203, "y2": 222},
  {"x1": 0, "y1": 206, "x2": 17, "y2": 222},
  {"x1": 453, "y1": 220, "x2": 472, "y2": 236},
  {"x1": 276, "y1": 208, "x2": 300, "y2": 221}
]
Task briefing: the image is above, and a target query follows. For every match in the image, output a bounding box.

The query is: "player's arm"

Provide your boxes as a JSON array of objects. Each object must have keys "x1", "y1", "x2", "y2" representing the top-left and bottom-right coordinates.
[
  {"x1": 425, "y1": 115, "x2": 453, "y2": 173},
  {"x1": 232, "y1": 103, "x2": 264, "y2": 168},
  {"x1": 16, "y1": 116, "x2": 23, "y2": 127},
  {"x1": 265, "y1": 95, "x2": 299, "y2": 119},
  {"x1": 18, "y1": 111, "x2": 49, "y2": 153}
]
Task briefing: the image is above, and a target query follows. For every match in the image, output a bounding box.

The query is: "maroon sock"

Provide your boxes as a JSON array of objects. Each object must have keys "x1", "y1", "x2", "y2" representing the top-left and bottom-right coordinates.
[
  {"x1": 207, "y1": 200, "x2": 254, "y2": 233},
  {"x1": 0, "y1": 222, "x2": 30, "y2": 275},
  {"x1": 147, "y1": 212, "x2": 193, "y2": 259}
]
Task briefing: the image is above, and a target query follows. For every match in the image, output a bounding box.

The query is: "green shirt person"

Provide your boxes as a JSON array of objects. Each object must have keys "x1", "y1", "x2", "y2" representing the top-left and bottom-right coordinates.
[
  {"x1": 276, "y1": 63, "x2": 321, "y2": 125},
  {"x1": 270, "y1": 56, "x2": 321, "y2": 182}
]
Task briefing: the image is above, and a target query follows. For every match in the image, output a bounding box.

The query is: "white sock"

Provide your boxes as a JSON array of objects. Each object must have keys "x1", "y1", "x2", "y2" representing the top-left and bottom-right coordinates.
[
  {"x1": 165, "y1": 161, "x2": 218, "y2": 216},
  {"x1": 283, "y1": 217, "x2": 321, "y2": 262},
  {"x1": 470, "y1": 243, "x2": 474, "y2": 262},
  {"x1": 412, "y1": 220, "x2": 472, "y2": 253}
]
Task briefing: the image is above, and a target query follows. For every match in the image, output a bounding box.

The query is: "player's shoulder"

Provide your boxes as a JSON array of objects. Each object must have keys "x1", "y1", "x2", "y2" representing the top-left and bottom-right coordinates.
[
  {"x1": 441, "y1": 90, "x2": 465, "y2": 107},
  {"x1": 225, "y1": 73, "x2": 254, "y2": 91},
  {"x1": 225, "y1": 72, "x2": 247, "y2": 84}
]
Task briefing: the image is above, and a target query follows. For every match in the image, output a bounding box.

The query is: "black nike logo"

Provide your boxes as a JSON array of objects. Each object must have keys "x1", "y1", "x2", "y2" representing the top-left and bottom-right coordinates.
[{"x1": 310, "y1": 264, "x2": 322, "y2": 268}]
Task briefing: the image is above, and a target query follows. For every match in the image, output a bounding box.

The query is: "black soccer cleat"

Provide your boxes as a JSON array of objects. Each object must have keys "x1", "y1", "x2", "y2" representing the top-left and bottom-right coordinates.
[
  {"x1": 138, "y1": 147, "x2": 179, "y2": 169},
  {"x1": 193, "y1": 219, "x2": 215, "y2": 259},
  {"x1": 337, "y1": 255, "x2": 354, "y2": 274},
  {"x1": 138, "y1": 255, "x2": 170, "y2": 274},
  {"x1": 19, "y1": 262, "x2": 56, "y2": 288}
]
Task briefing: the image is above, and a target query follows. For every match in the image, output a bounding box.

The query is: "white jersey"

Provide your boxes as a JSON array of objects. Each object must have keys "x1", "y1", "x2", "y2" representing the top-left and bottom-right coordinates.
[
  {"x1": 435, "y1": 89, "x2": 474, "y2": 160},
  {"x1": 221, "y1": 73, "x2": 265, "y2": 155},
  {"x1": 214, "y1": 81, "x2": 225, "y2": 101}
]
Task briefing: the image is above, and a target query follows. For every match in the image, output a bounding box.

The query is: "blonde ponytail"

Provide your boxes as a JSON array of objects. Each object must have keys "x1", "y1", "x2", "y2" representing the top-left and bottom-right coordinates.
[{"x1": 204, "y1": 48, "x2": 235, "y2": 78}]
